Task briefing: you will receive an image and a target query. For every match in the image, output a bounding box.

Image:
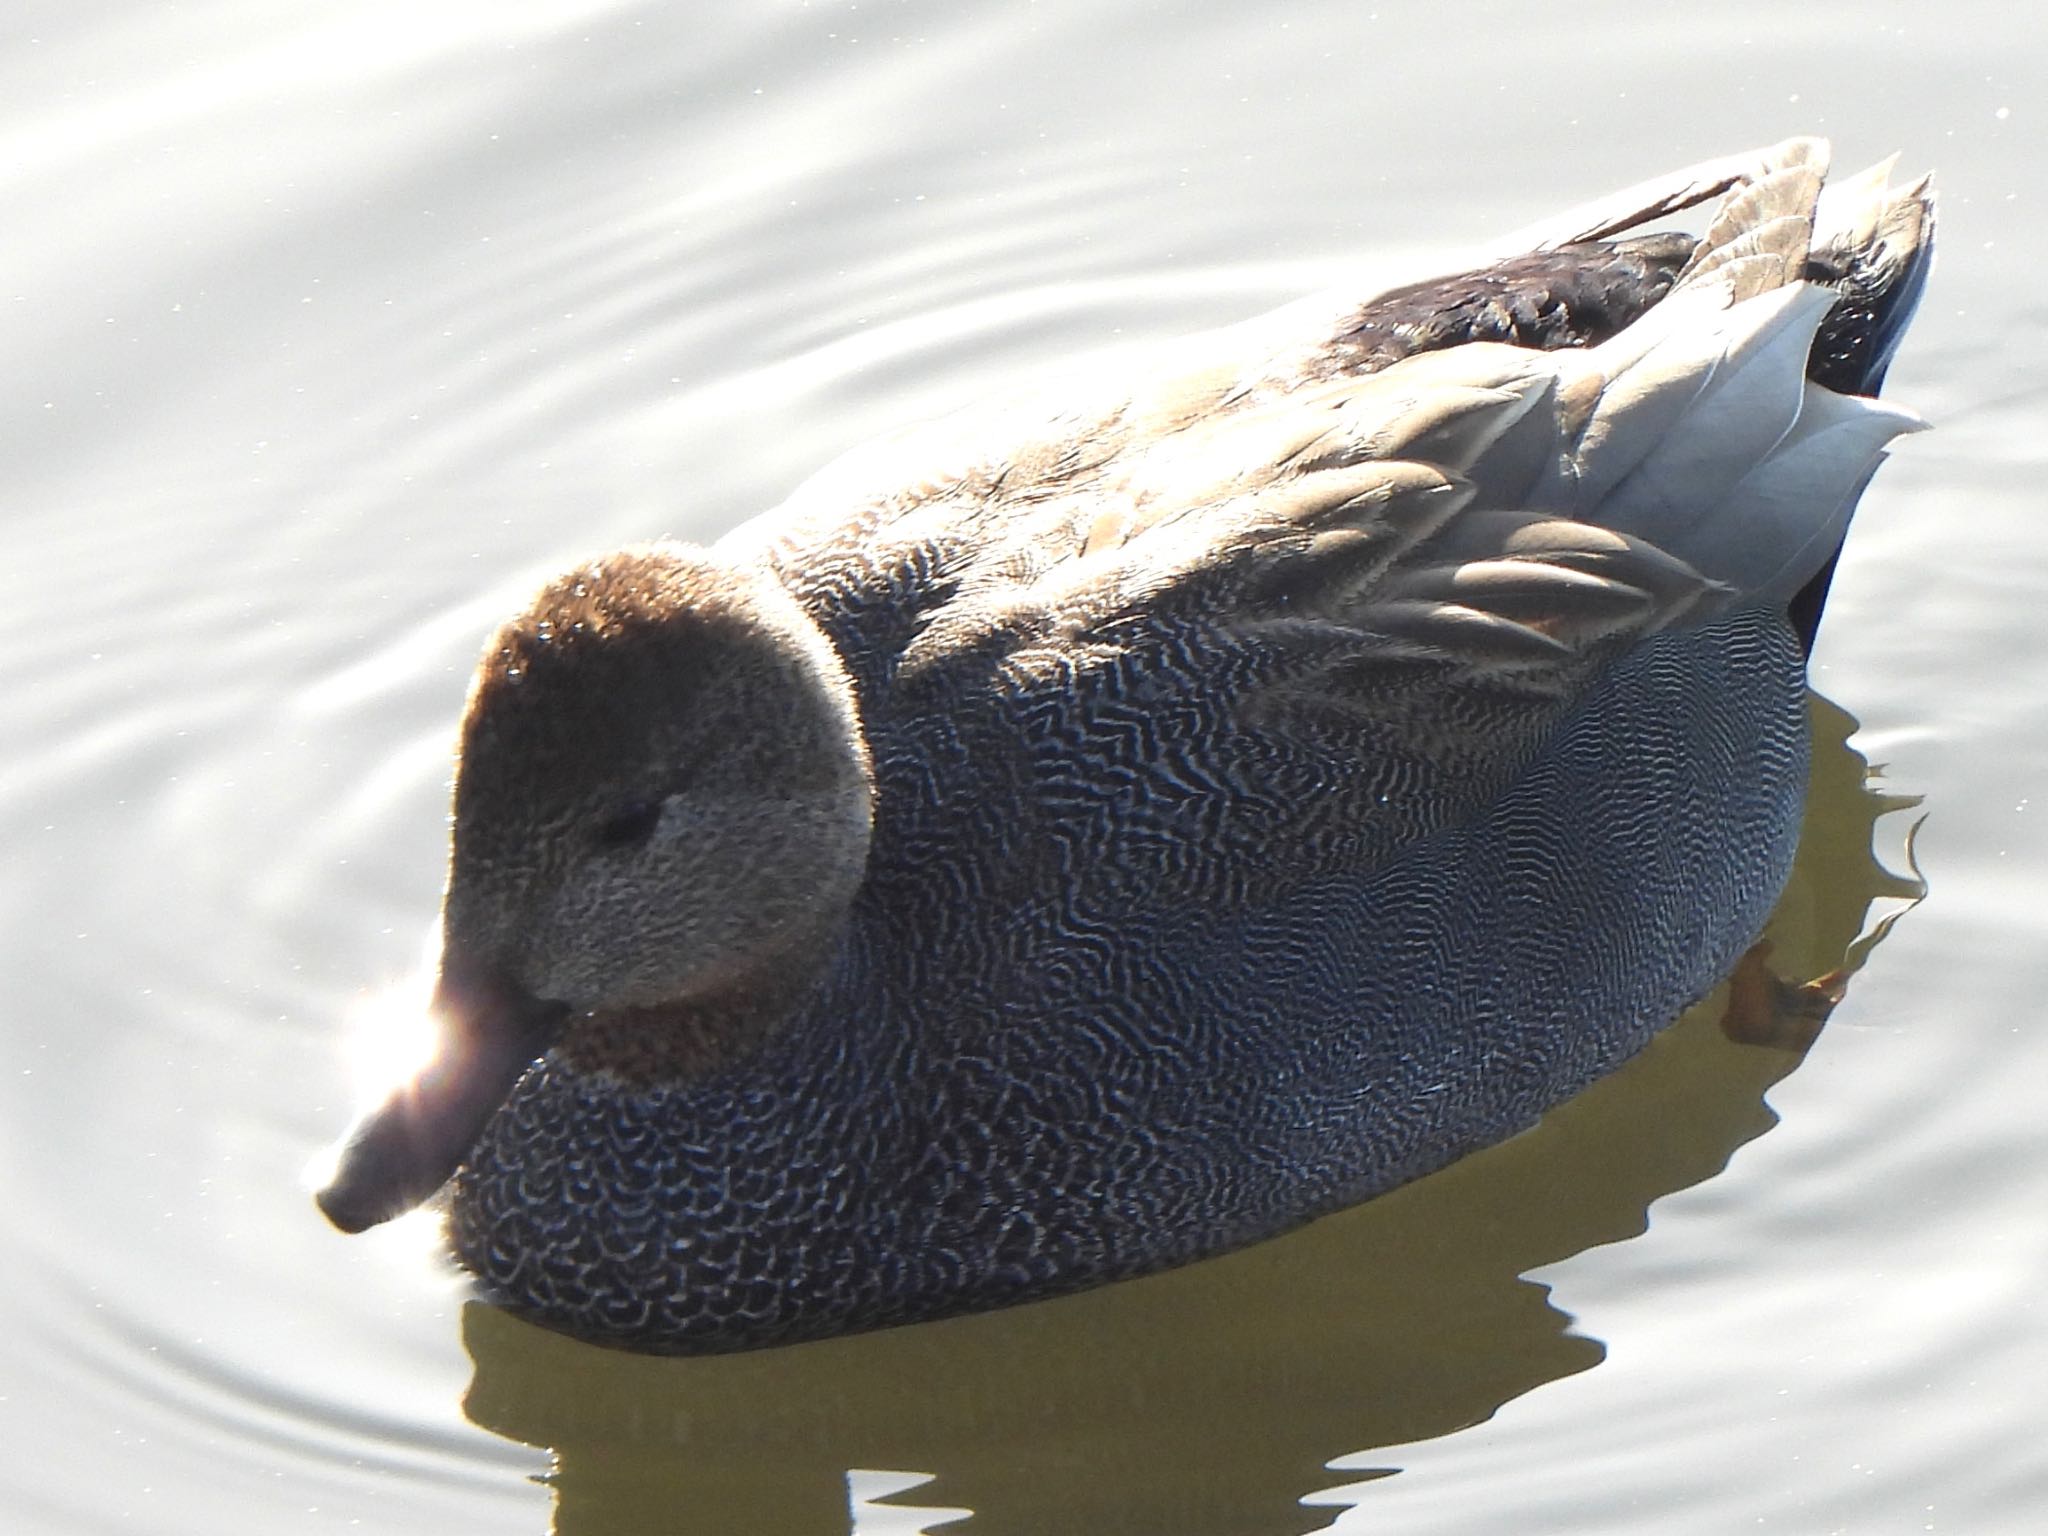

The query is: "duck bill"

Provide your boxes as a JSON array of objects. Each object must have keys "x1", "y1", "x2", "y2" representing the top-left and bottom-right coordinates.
[{"x1": 315, "y1": 960, "x2": 567, "y2": 1234}]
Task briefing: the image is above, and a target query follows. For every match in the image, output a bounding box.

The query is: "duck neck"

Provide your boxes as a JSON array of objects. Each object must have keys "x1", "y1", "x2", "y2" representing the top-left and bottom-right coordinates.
[{"x1": 555, "y1": 949, "x2": 835, "y2": 1091}]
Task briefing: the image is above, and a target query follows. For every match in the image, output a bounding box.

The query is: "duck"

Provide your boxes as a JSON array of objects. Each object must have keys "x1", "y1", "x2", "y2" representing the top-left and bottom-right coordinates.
[{"x1": 317, "y1": 138, "x2": 1935, "y2": 1354}]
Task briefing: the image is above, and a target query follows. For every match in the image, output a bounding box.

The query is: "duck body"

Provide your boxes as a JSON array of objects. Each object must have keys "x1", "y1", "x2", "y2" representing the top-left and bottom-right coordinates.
[
  {"x1": 320, "y1": 139, "x2": 1934, "y2": 1353},
  {"x1": 456, "y1": 615, "x2": 1807, "y2": 1348}
]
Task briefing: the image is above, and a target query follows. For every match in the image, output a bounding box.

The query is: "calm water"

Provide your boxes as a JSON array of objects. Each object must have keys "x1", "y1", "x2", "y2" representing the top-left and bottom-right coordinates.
[{"x1": 5, "y1": 3, "x2": 2043, "y2": 1532}]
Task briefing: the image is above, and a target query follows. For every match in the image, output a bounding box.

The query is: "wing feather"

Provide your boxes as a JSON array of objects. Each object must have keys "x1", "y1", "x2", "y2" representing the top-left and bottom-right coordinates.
[{"x1": 742, "y1": 138, "x2": 1929, "y2": 893}]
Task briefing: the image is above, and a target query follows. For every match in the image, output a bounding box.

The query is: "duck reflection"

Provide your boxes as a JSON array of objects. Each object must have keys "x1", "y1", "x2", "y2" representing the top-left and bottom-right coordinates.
[{"x1": 458, "y1": 694, "x2": 1922, "y2": 1536}]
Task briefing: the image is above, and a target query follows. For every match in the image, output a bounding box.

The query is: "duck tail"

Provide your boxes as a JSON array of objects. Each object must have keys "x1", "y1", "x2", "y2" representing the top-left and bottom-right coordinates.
[
  {"x1": 1804, "y1": 156, "x2": 1939, "y2": 399},
  {"x1": 1785, "y1": 161, "x2": 1937, "y2": 646},
  {"x1": 1558, "y1": 142, "x2": 1935, "y2": 649}
]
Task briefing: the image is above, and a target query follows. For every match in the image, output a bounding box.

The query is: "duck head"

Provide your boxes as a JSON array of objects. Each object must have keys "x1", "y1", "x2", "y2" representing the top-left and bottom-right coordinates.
[{"x1": 316, "y1": 545, "x2": 872, "y2": 1233}]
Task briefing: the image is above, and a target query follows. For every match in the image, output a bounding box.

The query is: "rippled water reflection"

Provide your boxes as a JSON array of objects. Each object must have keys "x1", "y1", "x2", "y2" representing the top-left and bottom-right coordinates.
[{"x1": 6, "y1": 3, "x2": 2044, "y2": 1533}]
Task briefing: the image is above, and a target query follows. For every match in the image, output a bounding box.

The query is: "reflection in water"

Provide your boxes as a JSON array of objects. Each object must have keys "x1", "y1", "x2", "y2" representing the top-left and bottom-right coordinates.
[{"x1": 459, "y1": 695, "x2": 1921, "y2": 1536}]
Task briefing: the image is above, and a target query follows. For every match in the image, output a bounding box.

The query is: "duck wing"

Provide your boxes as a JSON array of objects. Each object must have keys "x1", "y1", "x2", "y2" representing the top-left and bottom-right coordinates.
[{"x1": 751, "y1": 142, "x2": 1931, "y2": 886}]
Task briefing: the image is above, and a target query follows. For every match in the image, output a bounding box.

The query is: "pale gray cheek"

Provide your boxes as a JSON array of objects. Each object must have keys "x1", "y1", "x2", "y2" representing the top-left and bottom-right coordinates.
[
  {"x1": 526, "y1": 862, "x2": 705, "y2": 1010},
  {"x1": 524, "y1": 873, "x2": 628, "y2": 1006},
  {"x1": 443, "y1": 868, "x2": 536, "y2": 975}
]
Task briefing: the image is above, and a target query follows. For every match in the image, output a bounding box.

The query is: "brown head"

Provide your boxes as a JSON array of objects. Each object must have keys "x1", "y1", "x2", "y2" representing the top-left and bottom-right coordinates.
[{"x1": 316, "y1": 544, "x2": 872, "y2": 1232}]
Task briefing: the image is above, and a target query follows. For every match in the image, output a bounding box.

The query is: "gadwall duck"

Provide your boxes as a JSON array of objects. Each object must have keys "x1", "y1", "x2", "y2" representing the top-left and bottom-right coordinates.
[{"x1": 318, "y1": 138, "x2": 1934, "y2": 1353}]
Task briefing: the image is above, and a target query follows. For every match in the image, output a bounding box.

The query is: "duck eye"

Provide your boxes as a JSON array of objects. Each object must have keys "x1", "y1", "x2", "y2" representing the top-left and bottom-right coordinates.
[{"x1": 594, "y1": 797, "x2": 663, "y2": 850}]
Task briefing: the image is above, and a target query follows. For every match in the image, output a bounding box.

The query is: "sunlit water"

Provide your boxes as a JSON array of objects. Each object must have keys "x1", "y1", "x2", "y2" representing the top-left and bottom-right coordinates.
[{"x1": 4, "y1": 3, "x2": 2044, "y2": 1533}]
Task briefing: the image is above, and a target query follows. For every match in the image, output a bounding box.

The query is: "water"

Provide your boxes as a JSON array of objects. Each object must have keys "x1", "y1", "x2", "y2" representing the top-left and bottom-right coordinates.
[{"x1": 4, "y1": 2, "x2": 2042, "y2": 1532}]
